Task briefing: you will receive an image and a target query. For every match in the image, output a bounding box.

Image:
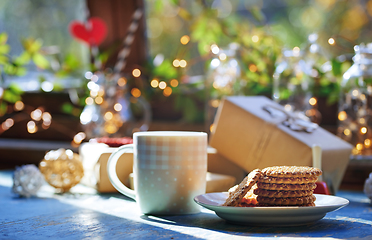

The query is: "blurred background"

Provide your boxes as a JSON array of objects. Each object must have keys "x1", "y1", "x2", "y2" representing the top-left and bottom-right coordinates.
[{"x1": 1, "y1": 0, "x2": 372, "y2": 187}]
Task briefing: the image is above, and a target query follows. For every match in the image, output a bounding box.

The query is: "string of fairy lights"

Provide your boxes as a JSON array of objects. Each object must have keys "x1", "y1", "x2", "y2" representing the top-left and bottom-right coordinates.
[{"x1": 0, "y1": 35, "x2": 346, "y2": 149}]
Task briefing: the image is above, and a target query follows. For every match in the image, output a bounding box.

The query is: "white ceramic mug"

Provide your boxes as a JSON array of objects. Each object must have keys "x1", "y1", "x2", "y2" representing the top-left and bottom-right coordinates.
[{"x1": 107, "y1": 131, "x2": 208, "y2": 215}]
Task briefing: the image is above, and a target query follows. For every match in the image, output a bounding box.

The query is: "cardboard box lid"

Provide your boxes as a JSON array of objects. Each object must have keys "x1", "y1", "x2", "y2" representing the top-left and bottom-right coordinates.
[{"x1": 223, "y1": 96, "x2": 352, "y2": 151}]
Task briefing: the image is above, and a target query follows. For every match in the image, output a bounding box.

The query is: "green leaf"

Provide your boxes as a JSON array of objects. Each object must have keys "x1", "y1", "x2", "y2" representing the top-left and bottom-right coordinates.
[
  {"x1": 0, "y1": 102, "x2": 7, "y2": 116},
  {"x1": 3, "y1": 64, "x2": 17, "y2": 75},
  {"x1": 0, "y1": 55, "x2": 8, "y2": 65},
  {"x1": 2, "y1": 90, "x2": 21, "y2": 103},
  {"x1": 4, "y1": 64, "x2": 27, "y2": 76},
  {"x1": 52, "y1": 82, "x2": 64, "y2": 91},
  {"x1": 8, "y1": 82, "x2": 23, "y2": 95},
  {"x1": 153, "y1": 0, "x2": 164, "y2": 13},
  {"x1": 327, "y1": 90, "x2": 339, "y2": 105},
  {"x1": 64, "y1": 53, "x2": 80, "y2": 70},
  {"x1": 249, "y1": 6, "x2": 266, "y2": 23},
  {"x1": 14, "y1": 52, "x2": 31, "y2": 65},
  {"x1": 183, "y1": 97, "x2": 198, "y2": 122},
  {"x1": 331, "y1": 59, "x2": 342, "y2": 76},
  {"x1": 0, "y1": 32, "x2": 8, "y2": 44},
  {"x1": 178, "y1": 7, "x2": 192, "y2": 21},
  {"x1": 32, "y1": 53, "x2": 50, "y2": 69},
  {"x1": 61, "y1": 102, "x2": 74, "y2": 114},
  {"x1": 153, "y1": 60, "x2": 178, "y2": 79},
  {"x1": 14, "y1": 66, "x2": 27, "y2": 76},
  {"x1": 0, "y1": 44, "x2": 10, "y2": 55},
  {"x1": 23, "y1": 38, "x2": 43, "y2": 53}
]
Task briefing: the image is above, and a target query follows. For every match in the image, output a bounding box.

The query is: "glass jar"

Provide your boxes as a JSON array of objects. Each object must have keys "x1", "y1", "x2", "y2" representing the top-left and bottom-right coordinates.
[
  {"x1": 338, "y1": 43, "x2": 372, "y2": 158},
  {"x1": 205, "y1": 43, "x2": 241, "y2": 133},
  {"x1": 80, "y1": 71, "x2": 151, "y2": 139},
  {"x1": 273, "y1": 48, "x2": 313, "y2": 114}
]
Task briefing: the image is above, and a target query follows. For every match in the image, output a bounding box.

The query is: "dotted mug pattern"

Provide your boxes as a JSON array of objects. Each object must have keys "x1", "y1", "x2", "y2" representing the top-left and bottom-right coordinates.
[
  {"x1": 133, "y1": 133, "x2": 207, "y2": 215},
  {"x1": 135, "y1": 135, "x2": 207, "y2": 170}
]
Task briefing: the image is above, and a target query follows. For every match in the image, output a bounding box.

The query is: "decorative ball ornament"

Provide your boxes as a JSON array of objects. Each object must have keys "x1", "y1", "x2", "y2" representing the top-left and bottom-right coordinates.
[
  {"x1": 12, "y1": 164, "x2": 44, "y2": 198},
  {"x1": 364, "y1": 172, "x2": 372, "y2": 203},
  {"x1": 39, "y1": 149, "x2": 84, "y2": 192}
]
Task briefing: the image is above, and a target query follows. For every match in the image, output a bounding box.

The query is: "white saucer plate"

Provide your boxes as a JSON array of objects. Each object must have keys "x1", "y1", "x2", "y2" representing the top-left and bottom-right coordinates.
[{"x1": 194, "y1": 192, "x2": 349, "y2": 226}]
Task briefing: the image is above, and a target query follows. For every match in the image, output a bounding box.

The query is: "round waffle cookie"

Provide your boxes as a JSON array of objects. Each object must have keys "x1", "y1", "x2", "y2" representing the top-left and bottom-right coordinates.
[
  {"x1": 253, "y1": 188, "x2": 314, "y2": 198},
  {"x1": 257, "y1": 182, "x2": 317, "y2": 191},
  {"x1": 262, "y1": 166, "x2": 322, "y2": 178},
  {"x1": 260, "y1": 175, "x2": 319, "y2": 184},
  {"x1": 222, "y1": 169, "x2": 262, "y2": 207},
  {"x1": 257, "y1": 195, "x2": 316, "y2": 206}
]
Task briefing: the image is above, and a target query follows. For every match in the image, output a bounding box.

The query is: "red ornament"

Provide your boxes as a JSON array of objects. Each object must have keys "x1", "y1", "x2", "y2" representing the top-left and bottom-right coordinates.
[{"x1": 69, "y1": 17, "x2": 107, "y2": 46}]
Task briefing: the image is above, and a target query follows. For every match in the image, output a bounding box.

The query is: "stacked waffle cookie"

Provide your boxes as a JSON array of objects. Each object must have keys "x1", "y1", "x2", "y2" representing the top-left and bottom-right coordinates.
[
  {"x1": 255, "y1": 166, "x2": 321, "y2": 206},
  {"x1": 223, "y1": 166, "x2": 322, "y2": 207}
]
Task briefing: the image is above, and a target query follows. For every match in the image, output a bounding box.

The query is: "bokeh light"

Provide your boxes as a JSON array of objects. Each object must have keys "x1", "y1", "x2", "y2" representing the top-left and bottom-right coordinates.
[
  {"x1": 104, "y1": 112, "x2": 113, "y2": 121},
  {"x1": 91, "y1": 75, "x2": 99, "y2": 82},
  {"x1": 179, "y1": 60, "x2": 187, "y2": 68},
  {"x1": 159, "y1": 81, "x2": 167, "y2": 89},
  {"x1": 131, "y1": 88, "x2": 141, "y2": 97},
  {"x1": 41, "y1": 81, "x2": 54, "y2": 92},
  {"x1": 356, "y1": 143, "x2": 364, "y2": 151},
  {"x1": 249, "y1": 64, "x2": 257, "y2": 72},
  {"x1": 27, "y1": 121, "x2": 37, "y2": 133},
  {"x1": 309, "y1": 97, "x2": 317, "y2": 106},
  {"x1": 73, "y1": 132, "x2": 86, "y2": 144},
  {"x1": 114, "y1": 103, "x2": 123, "y2": 112},
  {"x1": 151, "y1": 79, "x2": 159, "y2": 88},
  {"x1": 173, "y1": 59, "x2": 180, "y2": 67},
  {"x1": 170, "y1": 79, "x2": 178, "y2": 87},
  {"x1": 211, "y1": 44, "x2": 219, "y2": 54},
  {"x1": 31, "y1": 109, "x2": 43, "y2": 121},
  {"x1": 210, "y1": 99, "x2": 220, "y2": 108},
  {"x1": 14, "y1": 101, "x2": 24, "y2": 111},
  {"x1": 344, "y1": 129, "x2": 351, "y2": 136},
  {"x1": 2, "y1": 118, "x2": 14, "y2": 130},
  {"x1": 85, "y1": 97, "x2": 94, "y2": 105},
  {"x1": 95, "y1": 96, "x2": 104, "y2": 105},
  {"x1": 85, "y1": 71, "x2": 93, "y2": 79},
  {"x1": 328, "y1": 38, "x2": 335, "y2": 45},
  {"x1": 292, "y1": 47, "x2": 300, "y2": 56},
  {"x1": 365, "y1": 139, "x2": 371, "y2": 147},
  {"x1": 132, "y1": 68, "x2": 141, "y2": 77},
  {"x1": 252, "y1": 35, "x2": 259, "y2": 42},
  {"x1": 118, "y1": 77, "x2": 127, "y2": 87},
  {"x1": 42, "y1": 112, "x2": 52, "y2": 122},
  {"x1": 360, "y1": 127, "x2": 367, "y2": 134},
  {"x1": 163, "y1": 87, "x2": 172, "y2": 97},
  {"x1": 338, "y1": 111, "x2": 347, "y2": 121},
  {"x1": 219, "y1": 53, "x2": 227, "y2": 61},
  {"x1": 180, "y1": 35, "x2": 190, "y2": 45}
]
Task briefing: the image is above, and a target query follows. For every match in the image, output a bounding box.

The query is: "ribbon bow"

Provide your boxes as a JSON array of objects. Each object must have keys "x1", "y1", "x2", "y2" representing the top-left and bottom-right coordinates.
[{"x1": 263, "y1": 105, "x2": 318, "y2": 133}]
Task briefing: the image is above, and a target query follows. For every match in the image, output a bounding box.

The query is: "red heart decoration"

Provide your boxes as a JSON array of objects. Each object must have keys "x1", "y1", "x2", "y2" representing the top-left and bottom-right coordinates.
[{"x1": 69, "y1": 17, "x2": 107, "y2": 46}]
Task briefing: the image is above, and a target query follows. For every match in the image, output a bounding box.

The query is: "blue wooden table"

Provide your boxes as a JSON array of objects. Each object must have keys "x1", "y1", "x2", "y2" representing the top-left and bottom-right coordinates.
[{"x1": 1, "y1": 170, "x2": 372, "y2": 239}]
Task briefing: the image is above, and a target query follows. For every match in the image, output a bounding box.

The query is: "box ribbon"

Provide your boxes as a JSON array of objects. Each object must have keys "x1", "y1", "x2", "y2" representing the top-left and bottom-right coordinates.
[
  {"x1": 263, "y1": 105, "x2": 318, "y2": 133},
  {"x1": 245, "y1": 105, "x2": 318, "y2": 169}
]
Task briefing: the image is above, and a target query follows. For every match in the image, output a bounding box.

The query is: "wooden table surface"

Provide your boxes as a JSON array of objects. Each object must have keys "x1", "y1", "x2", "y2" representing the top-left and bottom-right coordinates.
[{"x1": 1, "y1": 170, "x2": 372, "y2": 239}]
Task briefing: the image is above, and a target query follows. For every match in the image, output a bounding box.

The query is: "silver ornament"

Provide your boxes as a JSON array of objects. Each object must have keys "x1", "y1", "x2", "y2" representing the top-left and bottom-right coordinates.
[{"x1": 12, "y1": 164, "x2": 45, "y2": 198}]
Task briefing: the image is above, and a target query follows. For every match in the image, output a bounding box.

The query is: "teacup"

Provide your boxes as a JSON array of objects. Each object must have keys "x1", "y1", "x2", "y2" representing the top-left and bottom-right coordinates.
[{"x1": 107, "y1": 131, "x2": 208, "y2": 215}]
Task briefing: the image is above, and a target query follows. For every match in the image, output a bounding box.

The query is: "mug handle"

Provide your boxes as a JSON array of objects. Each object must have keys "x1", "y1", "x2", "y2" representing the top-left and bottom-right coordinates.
[{"x1": 107, "y1": 144, "x2": 136, "y2": 200}]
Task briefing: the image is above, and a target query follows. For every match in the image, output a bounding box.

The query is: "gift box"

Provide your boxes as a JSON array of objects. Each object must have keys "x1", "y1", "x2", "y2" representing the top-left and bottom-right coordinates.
[
  {"x1": 209, "y1": 96, "x2": 353, "y2": 194},
  {"x1": 79, "y1": 142, "x2": 133, "y2": 192},
  {"x1": 79, "y1": 142, "x2": 244, "y2": 193}
]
